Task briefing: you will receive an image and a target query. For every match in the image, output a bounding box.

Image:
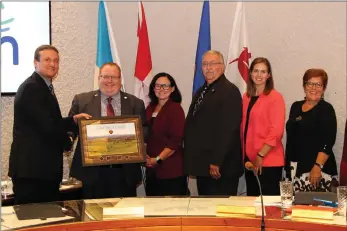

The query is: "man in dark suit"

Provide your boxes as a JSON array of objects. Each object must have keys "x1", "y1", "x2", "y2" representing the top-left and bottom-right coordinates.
[
  {"x1": 8, "y1": 45, "x2": 90, "y2": 204},
  {"x1": 184, "y1": 50, "x2": 243, "y2": 196},
  {"x1": 68, "y1": 62, "x2": 146, "y2": 199}
]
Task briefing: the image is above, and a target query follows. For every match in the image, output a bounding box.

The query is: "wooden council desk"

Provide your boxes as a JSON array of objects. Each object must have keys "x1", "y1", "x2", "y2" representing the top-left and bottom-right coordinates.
[
  {"x1": 18, "y1": 216, "x2": 347, "y2": 231},
  {"x1": 1, "y1": 197, "x2": 346, "y2": 231}
]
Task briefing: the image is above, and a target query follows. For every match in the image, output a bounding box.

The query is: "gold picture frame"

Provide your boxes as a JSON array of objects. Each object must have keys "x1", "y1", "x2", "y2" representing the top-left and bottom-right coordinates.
[{"x1": 78, "y1": 115, "x2": 146, "y2": 166}]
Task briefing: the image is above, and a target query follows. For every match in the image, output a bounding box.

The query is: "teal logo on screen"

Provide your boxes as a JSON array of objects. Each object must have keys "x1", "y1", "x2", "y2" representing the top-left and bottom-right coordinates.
[{"x1": 1, "y1": 2, "x2": 19, "y2": 65}]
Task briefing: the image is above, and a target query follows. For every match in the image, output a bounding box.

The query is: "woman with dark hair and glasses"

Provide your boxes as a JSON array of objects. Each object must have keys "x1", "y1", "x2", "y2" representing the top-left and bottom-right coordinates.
[
  {"x1": 144, "y1": 72, "x2": 188, "y2": 196},
  {"x1": 285, "y1": 68, "x2": 338, "y2": 192}
]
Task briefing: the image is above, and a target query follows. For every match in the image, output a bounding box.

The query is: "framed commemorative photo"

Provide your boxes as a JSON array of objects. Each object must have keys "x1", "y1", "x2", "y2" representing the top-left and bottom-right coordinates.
[{"x1": 78, "y1": 115, "x2": 146, "y2": 166}]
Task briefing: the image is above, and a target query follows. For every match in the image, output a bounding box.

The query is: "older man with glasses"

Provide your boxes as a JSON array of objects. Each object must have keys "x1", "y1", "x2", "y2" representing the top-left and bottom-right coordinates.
[
  {"x1": 68, "y1": 62, "x2": 146, "y2": 199},
  {"x1": 184, "y1": 50, "x2": 243, "y2": 196}
]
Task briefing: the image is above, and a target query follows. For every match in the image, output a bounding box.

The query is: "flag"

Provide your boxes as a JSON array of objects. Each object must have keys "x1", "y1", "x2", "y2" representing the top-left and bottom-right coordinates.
[
  {"x1": 192, "y1": 1, "x2": 211, "y2": 95},
  {"x1": 340, "y1": 119, "x2": 347, "y2": 186},
  {"x1": 94, "y1": 1, "x2": 125, "y2": 91},
  {"x1": 225, "y1": 2, "x2": 251, "y2": 94},
  {"x1": 134, "y1": 1, "x2": 152, "y2": 107},
  {"x1": 226, "y1": 2, "x2": 251, "y2": 196}
]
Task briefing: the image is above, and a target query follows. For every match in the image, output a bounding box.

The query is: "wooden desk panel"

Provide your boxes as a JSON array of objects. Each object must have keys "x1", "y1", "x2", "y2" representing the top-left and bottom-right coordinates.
[
  {"x1": 182, "y1": 227, "x2": 292, "y2": 231},
  {"x1": 181, "y1": 217, "x2": 346, "y2": 231},
  {"x1": 21, "y1": 218, "x2": 181, "y2": 231},
  {"x1": 19, "y1": 217, "x2": 346, "y2": 231}
]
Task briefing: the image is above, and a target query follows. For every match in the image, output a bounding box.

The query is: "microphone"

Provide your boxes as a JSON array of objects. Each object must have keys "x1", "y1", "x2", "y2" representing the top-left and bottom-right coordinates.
[{"x1": 245, "y1": 161, "x2": 265, "y2": 231}]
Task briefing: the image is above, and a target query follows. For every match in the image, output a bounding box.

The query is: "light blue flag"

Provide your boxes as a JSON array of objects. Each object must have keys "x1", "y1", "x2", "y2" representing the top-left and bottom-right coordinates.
[
  {"x1": 193, "y1": 1, "x2": 211, "y2": 96},
  {"x1": 94, "y1": 1, "x2": 124, "y2": 91}
]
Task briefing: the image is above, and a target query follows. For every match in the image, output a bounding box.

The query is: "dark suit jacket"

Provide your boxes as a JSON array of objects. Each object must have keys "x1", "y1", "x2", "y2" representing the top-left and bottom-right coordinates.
[
  {"x1": 184, "y1": 74, "x2": 243, "y2": 178},
  {"x1": 285, "y1": 100, "x2": 337, "y2": 177},
  {"x1": 145, "y1": 99, "x2": 185, "y2": 179},
  {"x1": 8, "y1": 72, "x2": 75, "y2": 181},
  {"x1": 68, "y1": 90, "x2": 146, "y2": 189}
]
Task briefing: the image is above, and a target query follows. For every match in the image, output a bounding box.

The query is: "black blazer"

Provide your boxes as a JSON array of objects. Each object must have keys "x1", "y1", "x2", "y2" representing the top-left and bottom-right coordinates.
[
  {"x1": 184, "y1": 75, "x2": 243, "y2": 178},
  {"x1": 285, "y1": 100, "x2": 338, "y2": 176},
  {"x1": 68, "y1": 90, "x2": 146, "y2": 188},
  {"x1": 8, "y1": 72, "x2": 74, "y2": 181}
]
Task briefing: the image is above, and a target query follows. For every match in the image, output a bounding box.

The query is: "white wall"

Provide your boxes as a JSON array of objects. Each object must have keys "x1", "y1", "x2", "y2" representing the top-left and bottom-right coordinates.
[{"x1": 1, "y1": 2, "x2": 346, "y2": 180}]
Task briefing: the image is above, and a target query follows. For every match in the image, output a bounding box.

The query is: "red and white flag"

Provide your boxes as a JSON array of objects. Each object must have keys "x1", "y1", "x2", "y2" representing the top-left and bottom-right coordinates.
[
  {"x1": 225, "y1": 2, "x2": 251, "y2": 95},
  {"x1": 226, "y1": 2, "x2": 251, "y2": 196},
  {"x1": 134, "y1": 1, "x2": 152, "y2": 107}
]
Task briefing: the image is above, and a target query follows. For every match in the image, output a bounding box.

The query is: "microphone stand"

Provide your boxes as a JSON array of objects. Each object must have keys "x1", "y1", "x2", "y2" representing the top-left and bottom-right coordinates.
[{"x1": 253, "y1": 171, "x2": 265, "y2": 231}]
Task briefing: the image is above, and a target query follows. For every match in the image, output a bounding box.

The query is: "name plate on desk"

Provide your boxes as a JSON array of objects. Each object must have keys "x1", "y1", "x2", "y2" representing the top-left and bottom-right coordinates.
[
  {"x1": 78, "y1": 116, "x2": 146, "y2": 166},
  {"x1": 216, "y1": 205, "x2": 256, "y2": 217},
  {"x1": 292, "y1": 205, "x2": 335, "y2": 220}
]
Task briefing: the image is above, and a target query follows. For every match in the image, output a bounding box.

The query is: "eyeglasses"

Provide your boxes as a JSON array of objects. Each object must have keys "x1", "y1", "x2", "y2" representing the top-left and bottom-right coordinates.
[
  {"x1": 202, "y1": 62, "x2": 222, "y2": 68},
  {"x1": 100, "y1": 75, "x2": 121, "y2": 81},
  {"x1": 154, "y1": 84, "x2": 171, "y2": 90},
  {"x1": 42, "y1": 58, "x2": 59, "y2": 64},
  {"x1": 305, "y1": 81, "x2": 323, "y2": 89}
]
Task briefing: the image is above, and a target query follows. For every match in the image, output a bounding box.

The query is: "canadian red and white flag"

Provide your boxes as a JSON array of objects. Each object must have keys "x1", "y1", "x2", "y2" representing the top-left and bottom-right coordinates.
[
  {"x1": 226, "y1": 2, "x2": 251, "y2": 196},
  {"x1": 134, "y1": 1, "x2": 152, "y2": 107},
  {"x1": 225, "y1": 2, "x2": 251, "y2": 95}
]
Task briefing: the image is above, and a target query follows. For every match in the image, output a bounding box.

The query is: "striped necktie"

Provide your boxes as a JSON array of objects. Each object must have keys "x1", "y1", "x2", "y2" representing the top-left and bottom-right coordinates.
[{"x1": 48, "y1": 84, "x2": 55, "y2": 96}]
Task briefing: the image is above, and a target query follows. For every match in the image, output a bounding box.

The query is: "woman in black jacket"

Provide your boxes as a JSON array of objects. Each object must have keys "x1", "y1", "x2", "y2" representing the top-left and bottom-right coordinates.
[{"x1": 285, "y1": 68, "x2": 338, "y2": 192}]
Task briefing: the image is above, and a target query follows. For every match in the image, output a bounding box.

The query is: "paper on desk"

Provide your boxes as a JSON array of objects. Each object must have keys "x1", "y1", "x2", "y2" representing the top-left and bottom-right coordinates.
[
  {"x1": 188, "y1": 198, "x2": 233, "y2": 216},
  {"x1": 188, "y1": 197, "x2": 252, "y2": 216},
  {"x1": 254, "y1": 196, "x2": 282, "y2": 206},
  {"x1": 188, "y1": 197, "x2": 264, "y2": 216},
  {"x1": 1, "y1": 206, "x2": 74, "y2": 231},
  {"x1": 114, "y1": 197, "x2": 190, "y2": 216},
  {"x1": 103, "y1": 206, "x2": 144, "y2": 220}
]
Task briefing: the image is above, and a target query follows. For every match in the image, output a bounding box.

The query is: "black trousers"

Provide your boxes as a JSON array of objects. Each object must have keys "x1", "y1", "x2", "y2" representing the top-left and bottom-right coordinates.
[
  {"x1": 245, "y1": 165, "x2": 283, "y2": 196},
  {"x1": 12, "y1": 177, "x2": 61, "y2": 205},
  {"x1": 82, "y1": 167, "x2": 136, "y2": 199},
  {"x1": 196, "y1": 175, "x2": 239, "y2": 196},
  {"x1": 145, "y1": 174, "x2": 188, "y2": 196}
]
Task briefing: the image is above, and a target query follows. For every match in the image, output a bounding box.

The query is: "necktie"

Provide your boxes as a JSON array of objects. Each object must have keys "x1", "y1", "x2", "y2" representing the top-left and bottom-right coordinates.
[
  {"x1": 48, "y1": 84, "x2": 55, "y2": 96},
  {"x1": 107, "y1": 97, "x2": 115, "y2": 116},
  {"x1": 192, "y1": 86, "x2": 208, "y2": 116}
]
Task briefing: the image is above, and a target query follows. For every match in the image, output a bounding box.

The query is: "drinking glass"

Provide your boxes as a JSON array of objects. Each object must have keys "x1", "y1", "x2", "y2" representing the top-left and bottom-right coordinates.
[
  {"x1": 337, "y1": 186, "x2": 347, "y2": 216},
  {"x1": 279, "y1": 180, "x2": 293, "y2": 209}
]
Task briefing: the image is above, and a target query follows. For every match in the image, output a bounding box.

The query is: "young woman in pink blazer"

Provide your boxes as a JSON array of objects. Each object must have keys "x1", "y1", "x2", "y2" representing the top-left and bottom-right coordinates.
[{"x1": 241, "y1": 57, "x2": 286, "y2": 196}]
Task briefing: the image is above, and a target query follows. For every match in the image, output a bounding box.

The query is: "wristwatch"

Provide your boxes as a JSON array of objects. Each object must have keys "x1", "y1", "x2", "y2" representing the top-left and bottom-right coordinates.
[
  {"x1": 156, "y1": 156, "x2": 163, "y2": 164},
  {"x1": 315, "y1": 162, "x2": 323, "y2": 169}
]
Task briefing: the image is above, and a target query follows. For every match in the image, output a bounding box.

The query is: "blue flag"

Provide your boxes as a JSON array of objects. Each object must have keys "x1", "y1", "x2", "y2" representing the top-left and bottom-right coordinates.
[
  {"x1": 94, "y1": 1, "x2": 124, "y2": 91},
  {"x1": 193, "y1": 1, "x2": 211, "y2": 95},
  {"x1": 96, "y1": 1, "x2": 112, "y2": 68}
]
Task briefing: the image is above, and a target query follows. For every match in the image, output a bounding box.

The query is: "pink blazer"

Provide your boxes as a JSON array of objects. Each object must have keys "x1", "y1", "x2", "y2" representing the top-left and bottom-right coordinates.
[{"x1": 241, "y1": 89, "x2": 285, "y2": 167}]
